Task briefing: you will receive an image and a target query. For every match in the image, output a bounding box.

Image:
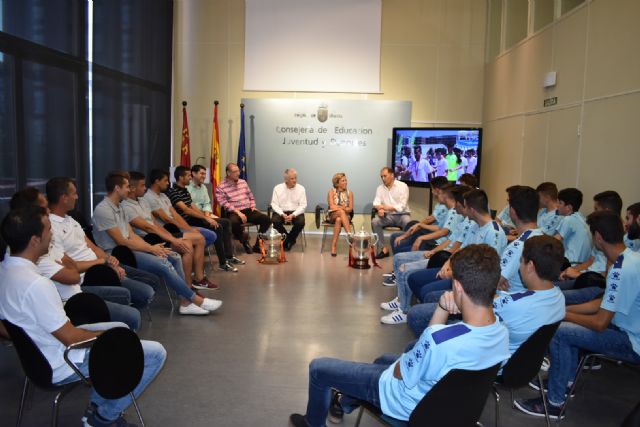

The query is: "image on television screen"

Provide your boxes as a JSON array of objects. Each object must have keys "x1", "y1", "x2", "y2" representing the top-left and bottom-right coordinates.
[{"x1": 391, "y1": 127, "x2": 482, "y2": 188}]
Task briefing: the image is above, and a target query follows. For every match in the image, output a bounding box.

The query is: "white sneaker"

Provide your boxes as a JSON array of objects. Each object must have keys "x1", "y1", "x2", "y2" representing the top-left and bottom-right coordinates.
[
  {"x1": 201, "y1": 298, "x2": 223, "y2": 312},
  {"x1": 380, "y1": 297, "x2": 401, "y2": 311},
  {"x1": 540, "y1": 356, "x2": 550, "y2": 372},
  {"x1": 380, "y1": 310, "x2": 407, "y2": 325},
  {"x1": 179, "y1": 303, "x2": 209, "y2": 315},
  {"x1": 382, "y1": 272, "x2": 395, "y2": 278}
]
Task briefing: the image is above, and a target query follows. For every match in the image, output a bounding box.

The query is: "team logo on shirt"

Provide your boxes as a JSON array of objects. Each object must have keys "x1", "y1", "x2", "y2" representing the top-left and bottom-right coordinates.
[
  {"x1": 608, "y1": 294, "x2": 616, "y2": 303},
  {"x1": 610, "y1": 283, "x2": 618, "y2": 291},
  {"x1": 611, "y1": 271, "x2": 621, "y2": 281},
  {"x1": 405, "y1": 358, "x2": 415, "y2": 369},
  {"x1": 415, "y1": 349, "x2": 424, "y2": 361}
]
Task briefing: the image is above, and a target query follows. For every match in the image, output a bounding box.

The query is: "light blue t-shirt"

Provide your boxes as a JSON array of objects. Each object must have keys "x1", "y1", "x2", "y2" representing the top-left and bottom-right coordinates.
[
  {"x1": 538, "y1": 208, "x2": 563, "y2": 236},
  {"x1": 433, "y1": 203, "x2": 448, "y2": 228},
  {"x1": 493, "y1": 288, "x2": 565, "y2": 354},
  {"x1": 587, "y1": 247, "x2": 607, "y2": 273},
  {"x1": 474, "y1": 220, "x2": 508, "y2": 255},
  {"x1": 500, "y1": 228, "x2": 545, "y2": 293},
  {"x1": 601, "y1": 249, "x2": 640, "y2": 355},
  {"x1": 449, "y1": 217, "x2": 473, "y2": 248},
  {"x1": 456, "y1": 219, "x2": 479, "y2": 246},
  {"x1": 556, "y1": 212, "x2": 592, "y2": 264},
  {"x1": 378, "y1": 320, "x2": 509, "y2": 420},
  {"x1": 624, "y1": 234, "x2": 640, "y2": 252},
  {"x1": 435, "y1": 208, "x2": 463, "y2": 245},
  {"x1": 497, "y1": 205, "x2": 514, "y2": 229}
]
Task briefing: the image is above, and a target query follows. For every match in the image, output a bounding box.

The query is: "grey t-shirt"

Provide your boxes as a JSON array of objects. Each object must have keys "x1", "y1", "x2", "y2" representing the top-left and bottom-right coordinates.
[
  {"x1": 92, "y1": 197, "x2": 130, "y2": 251},
  {"x1": 122, "y1": 197, "x2": 155, "y2": 237},
  {"x1": 142, "y1": 189, "x2": 174, "y2": 225}
]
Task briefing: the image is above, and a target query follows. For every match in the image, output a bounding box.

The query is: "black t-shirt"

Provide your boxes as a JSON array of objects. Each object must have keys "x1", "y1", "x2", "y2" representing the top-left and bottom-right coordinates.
[{"x1": 166, "y1": 185, "x2": 193, "y2": 221}]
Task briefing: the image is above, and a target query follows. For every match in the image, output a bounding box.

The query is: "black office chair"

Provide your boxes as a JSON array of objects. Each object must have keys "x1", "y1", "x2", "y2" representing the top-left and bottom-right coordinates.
[
  {"x1": 64, "y1": 292, "x2": 111, "y2": 327},
  {"x1": 558, "y1": 352, "x2": 640, "y2": 422},
  {"x1": 492, "y1": 321, "x2": 561, "y2": 427},
  {"x1": 354, "y1": 363, "x2": 501, "y2": 427},
  {"x1": 426, "y1": 250, "x2": 451, "y2": 269},
  {"x1": 3, "y1": 319, "x2": 146, "y2": 427},
  {"x1": 621, "y1": 400, "x2": 640, "y2": 427}
]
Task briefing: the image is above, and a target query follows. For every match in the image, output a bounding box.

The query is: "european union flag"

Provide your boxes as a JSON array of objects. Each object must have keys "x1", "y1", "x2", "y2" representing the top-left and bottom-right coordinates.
[{"x1": 237, "y1": 104, "x2": 247, "y2": 180}]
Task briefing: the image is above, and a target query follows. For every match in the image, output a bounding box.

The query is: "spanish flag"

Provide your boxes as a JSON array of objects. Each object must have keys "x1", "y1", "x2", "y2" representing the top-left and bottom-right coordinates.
[
  {"x1": 210, "y1": 101, "x2": 222, "y2": 216},
  {"x1": 180, "y1": 101, "x2": 191, "y2": 167}
]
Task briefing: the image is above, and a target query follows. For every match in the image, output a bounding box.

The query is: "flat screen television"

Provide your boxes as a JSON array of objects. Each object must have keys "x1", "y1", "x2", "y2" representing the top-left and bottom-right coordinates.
[{"x1": 391, "y1": 127, "x2": 482, "y2": 188}]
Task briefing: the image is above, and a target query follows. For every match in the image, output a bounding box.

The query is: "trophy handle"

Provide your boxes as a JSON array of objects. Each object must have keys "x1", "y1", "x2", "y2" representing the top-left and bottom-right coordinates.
[
  {"x1": 371, "y1": 233, "x2": 379, "y2": 247},
  {"x1": 344, "y1": 232, "x2": 354, "y2": 247}
]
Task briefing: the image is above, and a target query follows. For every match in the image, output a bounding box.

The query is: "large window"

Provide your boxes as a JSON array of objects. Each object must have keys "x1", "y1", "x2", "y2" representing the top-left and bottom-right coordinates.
[{"x1": 0, "y1": 1, "x2": 173, "y2": 214}]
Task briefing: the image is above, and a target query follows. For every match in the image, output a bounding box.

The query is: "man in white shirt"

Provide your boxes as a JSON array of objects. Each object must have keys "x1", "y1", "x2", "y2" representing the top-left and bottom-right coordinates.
[
  {"x1": 372, "y1": 167, "x2": 412, "y2": 258},
  {"x1": 410, "y1": 146, "x2": 433, "y2": 182},
  {"x1": 271, "y1": 168, "x2": 307, "y2": 251},
  {"x1": 0, "y1": 206, "x2": 167, "y2": 427}
]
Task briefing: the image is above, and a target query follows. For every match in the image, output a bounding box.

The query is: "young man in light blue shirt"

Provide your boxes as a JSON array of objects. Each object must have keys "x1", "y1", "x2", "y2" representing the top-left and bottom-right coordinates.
[
  {"x1": 408, "y1": 235, "x2": 565, "y2": 357},
  {"x1": 536, "y1": 182, "x2": 563, "y2": 236},
  {"x1": 554, "y1": 188, "x2": 592, "y2": 265},
  {"x1": 289, "y1": 244, "x2": 510, "y2": 427},
  {"x1": 515, "y1": 211, "x2": 640, "y2": 420}
]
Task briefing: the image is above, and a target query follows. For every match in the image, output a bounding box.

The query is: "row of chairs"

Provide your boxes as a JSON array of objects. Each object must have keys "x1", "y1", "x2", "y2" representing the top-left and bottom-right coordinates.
[{"x1": 3, "y1": 293, "x2": 145, "y2": 426}]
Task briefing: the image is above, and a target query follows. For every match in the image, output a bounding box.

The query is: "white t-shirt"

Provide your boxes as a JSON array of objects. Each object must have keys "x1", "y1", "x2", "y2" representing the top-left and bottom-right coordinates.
[
  {"x1": 411, "y1": 158, "x2": 432, "y2": 182},
  {"x1": 36, "y1": 244, "x2": 82, "y2": 302},
  {"x1": 270, "y1": 183, "x2": 307, "y2": 217},
  {"x1": 0, "y1": 256, "x2": 86, "y2": 383}
]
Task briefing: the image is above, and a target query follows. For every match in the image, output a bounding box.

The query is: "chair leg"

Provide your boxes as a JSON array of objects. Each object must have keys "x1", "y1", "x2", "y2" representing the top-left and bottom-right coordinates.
[
  {"x1": 493, "y1": 385, "x2": 500, "y2": 427},
  {"x1": 130, "y1": 393, "x2": 145, "y2": 427},
  {"x1": 145, "y1": 307, "x2": 152, "y2": 322},
  {"x1": 537, "y1": 373, "x2": 551, "y2": 427},
  {"x1": 354, "y1": 407, "x2": 365, "y2": 427},
  {"x1": 163, "y1": 280, "x2": 175, "y2": 311},
  {"x1": 321, "y1": 227, "x2": 328, "y2": 253},
  {"x1": 558, "y1": 354, "x2": 591, "y2": 421},
  {"x1": 16, "y1": 377, "x2": 29, "y2": 427}
]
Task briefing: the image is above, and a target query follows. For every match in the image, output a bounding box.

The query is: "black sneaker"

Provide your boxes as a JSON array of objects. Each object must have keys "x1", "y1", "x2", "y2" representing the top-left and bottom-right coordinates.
[
  {"x1": 218, "y1": 262, "x2": 238, "y2": 273},
  {"x1": 289, "y1": 413, "x2": 310, "y2": 427},
  {"x1": 227, "y1": 256, "x2": 246, "y2": 265},
  {"x1": 328, "y1": 390, "x2": 344, "y2": 424},
  {"x1": 242, "y1": 241, "x2": 253, "y2": 254},
  {"x1": 513, "y1": 397, "x2": 564, "y2": 420},
  {"x1": 528, "y1": 377, "x2": 575, "y2": 397}
]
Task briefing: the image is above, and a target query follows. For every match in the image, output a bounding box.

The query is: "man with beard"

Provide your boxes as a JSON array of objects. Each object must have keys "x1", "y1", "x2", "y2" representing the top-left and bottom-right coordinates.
[{"x1": 624, "y1": 202, "x2": 640, "y2": 251}]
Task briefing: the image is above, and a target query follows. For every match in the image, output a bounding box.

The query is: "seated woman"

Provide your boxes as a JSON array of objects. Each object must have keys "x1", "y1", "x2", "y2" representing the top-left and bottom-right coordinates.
[{"x1": 327, "y1": 173, "x2": 354, "y2": 256}]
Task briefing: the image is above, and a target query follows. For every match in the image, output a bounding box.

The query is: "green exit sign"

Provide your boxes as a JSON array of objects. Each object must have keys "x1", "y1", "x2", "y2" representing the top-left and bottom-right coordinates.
[{"x1": 544, "y1": 97, "x2": 558, "y2": 107}]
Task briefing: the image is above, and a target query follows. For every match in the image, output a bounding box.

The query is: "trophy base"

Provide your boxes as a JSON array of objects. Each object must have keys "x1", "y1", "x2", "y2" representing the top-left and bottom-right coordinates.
[
  {"x1": 262, "y1": 257, "x2": 281, "y2": 265},
  {"x1": 351, "y1": 258, "x2": 371, "y2": 269}
]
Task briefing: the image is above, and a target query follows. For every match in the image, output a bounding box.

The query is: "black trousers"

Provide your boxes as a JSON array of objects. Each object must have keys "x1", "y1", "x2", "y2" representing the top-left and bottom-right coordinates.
[
  {"x1": 228, "y1": 208, "x2": 271, "y2": 242},
  {"x1": 187, "y1": 216, "x2": 233, "y2": 264},
  {"x1": 271, "y1": 211, "x2": 305, "y2": 245}
]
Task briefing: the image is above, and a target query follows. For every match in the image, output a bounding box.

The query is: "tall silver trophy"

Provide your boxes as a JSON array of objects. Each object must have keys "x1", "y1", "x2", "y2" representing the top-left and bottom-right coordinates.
[
  {"x1": 346, "y1": 227, "x2": 379, "y2": 269},
  {"x1": 258, "y1": 225, "x2": 286, "y2": 264}
]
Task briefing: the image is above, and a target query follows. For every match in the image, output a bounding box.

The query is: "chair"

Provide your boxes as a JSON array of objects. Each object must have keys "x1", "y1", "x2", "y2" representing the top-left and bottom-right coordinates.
[
  {"x1": 558, "y1": 352, "x2": 640, "y2": 421},
  {"x1": 354, "y1": 363, "x2": 501, "y2": 427},
  {"x1": 492, "y1": 321, "x2": 561, "y2": 427},
  {"x1": 64, "y1": 292, "x2": 111, "y2": 326},
  {"x1": 267, "y1": 206, "x2": 306, "y2": 251},
  {"x1": 2, "y1": 320, "x2": 145, "y2": 427},
  {"x1": 315, "y1": 204, "x2": 354, "y2": 254},
  {"x1": 621, "y1": 400, "x2": 640, "y2": 427}
]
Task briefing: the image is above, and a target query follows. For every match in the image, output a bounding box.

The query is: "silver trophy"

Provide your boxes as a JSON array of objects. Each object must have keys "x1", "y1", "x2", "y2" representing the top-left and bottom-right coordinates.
[
  {"x1": 258, "y1": 225, "x2": 286, "y2": 264},
  {"x1": 346, "y1": 226, "x2": 379, "y2": 269}
]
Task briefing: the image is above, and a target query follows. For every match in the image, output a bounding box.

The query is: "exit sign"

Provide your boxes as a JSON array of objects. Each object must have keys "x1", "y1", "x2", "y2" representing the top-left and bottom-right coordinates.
[{"x1": 544, "y1": 97, "x2": 558, "y2": 107}]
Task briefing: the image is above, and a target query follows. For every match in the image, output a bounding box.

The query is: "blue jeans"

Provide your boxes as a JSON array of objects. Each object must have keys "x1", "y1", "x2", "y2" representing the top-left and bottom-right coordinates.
[
  {"x1": 304, "y1": 356, "x2": 390, "y2": 427},
  {"x1": 132, "y1": 251, "x2": 195, "y2": 301},
  {"x1": 79, "y1": 287, "x2": 141, "y2": 331},
  {"x1": 58, "y1": 323, "x2": 167, "y2": 423},
  {"x1": 407, "y1": 269, "x2": 452, "y2": 302},
  {"x1": 196, "y1": 226, "x2": 217, "y2": 248},
  {"x1": 121, "y1": 265, "x2": 161, "y2": 291},
  {"x1": 547, "y1": 322, "x2": 640, "y2": 405},
  {"x1": 562, "y1": 287, "x2": 604, "y2": 306},
  {"x1": 83, "y1": 278, "x2": 154, "y2": 309},
  {"x1": 393, "y1": 252, "x2": 428, "y2": 312}
]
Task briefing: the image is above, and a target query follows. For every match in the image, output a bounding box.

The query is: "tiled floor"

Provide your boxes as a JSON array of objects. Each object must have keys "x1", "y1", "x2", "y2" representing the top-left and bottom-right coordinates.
[{"x1": 1, "y1": 235, "x2": 638, "y2": 426}]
